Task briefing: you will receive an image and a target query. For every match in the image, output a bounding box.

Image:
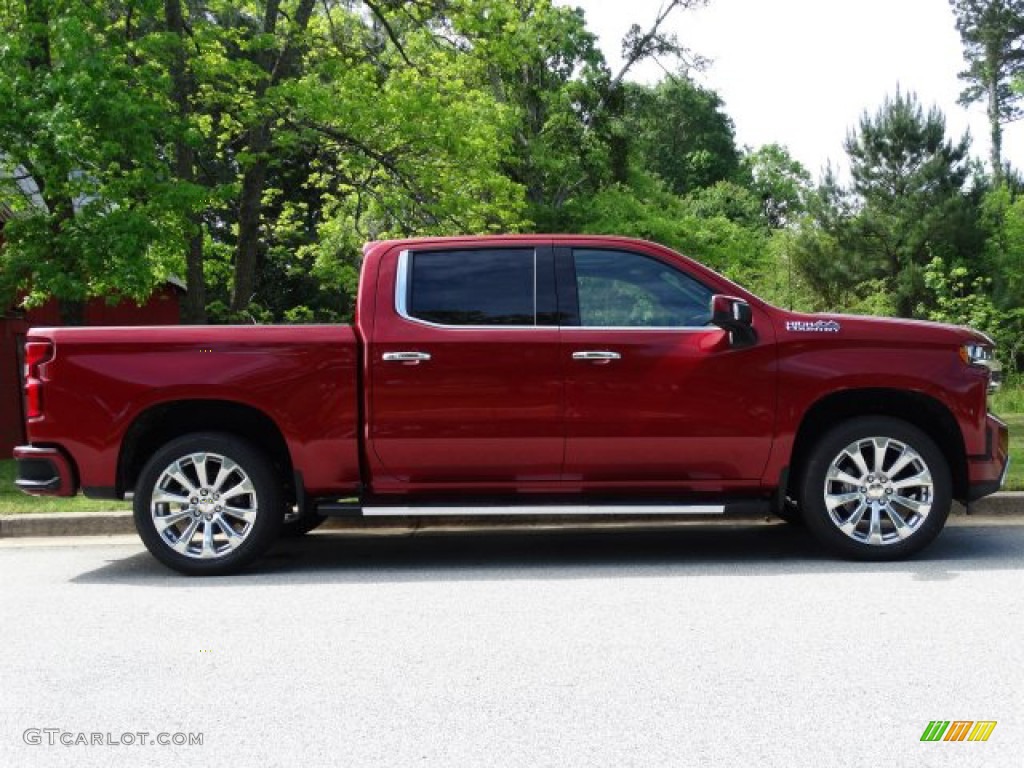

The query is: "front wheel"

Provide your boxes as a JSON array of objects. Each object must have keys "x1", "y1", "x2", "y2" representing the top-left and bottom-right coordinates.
[
  {"x1": 798, "y1": 417, "x2": 952, "y2": 560},
  {"x1": 133, "y1": 433, "x2": 284, "y2": 575}
]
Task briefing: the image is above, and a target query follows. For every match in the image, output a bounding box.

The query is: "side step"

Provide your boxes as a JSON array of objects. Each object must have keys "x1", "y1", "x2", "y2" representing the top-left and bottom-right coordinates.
[
  {"x1": 314, "y1": 499, "x2": 771, "y2": 518},
  {"x1": 360, "y1": 504, "x2": 725, "y2": 516}
]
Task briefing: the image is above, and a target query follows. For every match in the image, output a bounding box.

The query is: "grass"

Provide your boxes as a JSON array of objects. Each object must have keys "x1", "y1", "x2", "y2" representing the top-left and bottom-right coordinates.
[
  {"x1": 992, "y1": 381, "x2": 1024, "y2": 414},
  {"x1": 997, "y1": 413, "x2": 1024, "y2": 492},
  {"x1": 991, "y1": 382, "x2": 1023, "y2": 491},
  {"x1": 3, "y1": 389, "x2": 1023, "y2": 515},
  {"x1": 0, "y1": 461, "x2": 129, "y2": 515}
]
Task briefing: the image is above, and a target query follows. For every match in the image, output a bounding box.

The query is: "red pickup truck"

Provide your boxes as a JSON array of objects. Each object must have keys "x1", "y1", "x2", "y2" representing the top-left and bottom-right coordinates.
[{"x1": 15, "y1": 235, "x2": 1008, "y2": 574}]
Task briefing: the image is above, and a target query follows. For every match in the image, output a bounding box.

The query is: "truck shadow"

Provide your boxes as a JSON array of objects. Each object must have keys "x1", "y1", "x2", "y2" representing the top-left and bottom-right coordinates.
[{"x1": 72, "y1": 520, "x2": 1024, "y2": 585}]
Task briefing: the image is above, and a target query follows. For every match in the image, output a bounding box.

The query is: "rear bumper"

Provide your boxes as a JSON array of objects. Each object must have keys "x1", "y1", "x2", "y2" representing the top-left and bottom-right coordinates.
[
  {"x1": 966, "y1": 414, "x2": 1010, "y2": 502},
  {"x1": 13, "y1": 445, "x2": 77, "y2": 497}
]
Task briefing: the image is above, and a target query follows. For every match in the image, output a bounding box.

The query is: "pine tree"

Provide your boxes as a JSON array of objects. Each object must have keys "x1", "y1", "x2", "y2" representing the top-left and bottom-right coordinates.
[
  {"x1": 844, "y1": 91, "x2": 977, "y2": 316},
  {"x1": 950, "y1": 0, "x2": 1024, "y2": 182}
]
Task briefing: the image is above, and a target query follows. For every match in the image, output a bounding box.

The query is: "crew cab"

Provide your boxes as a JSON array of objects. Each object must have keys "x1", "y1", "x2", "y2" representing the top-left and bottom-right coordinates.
[{"x1": 14, "y1": 235, "x2": 1009, "y2": 574}]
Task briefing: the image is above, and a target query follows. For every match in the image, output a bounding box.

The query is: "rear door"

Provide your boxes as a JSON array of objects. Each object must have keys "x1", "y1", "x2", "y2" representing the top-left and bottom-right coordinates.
[
  {"x1": 368, "y1": 244, "x2": 565, "y2": 491},
  {"x1": 558, "y1": 246, "x2": 776, "y2": 487}
]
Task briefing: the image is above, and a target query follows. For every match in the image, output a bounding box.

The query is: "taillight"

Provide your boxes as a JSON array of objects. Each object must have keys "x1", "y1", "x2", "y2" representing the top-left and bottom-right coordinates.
[{"x1": 24, "y1": 340, "x2": 54, "y2": 419}]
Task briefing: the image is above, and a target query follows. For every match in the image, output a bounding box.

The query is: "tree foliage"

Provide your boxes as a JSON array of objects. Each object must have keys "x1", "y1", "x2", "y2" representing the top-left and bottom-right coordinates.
[
  {"x1": 950, "y1": 0, "x2": 1024, "y2": 181},
  {"x1": 0, "y1": 0, "x2": 1019, "y2": 377},
  {"x1": 623, "y1": 75, "x2": 740, "y2": 196},
  {"x1": 0, "y1": 0, "x2": 190, "y2": 320},
  {"x1": 793, "y1": 91, "x2": 982, "y2": 317},
  {"x1": 1, "y1": 0, "x2": 718, "y2": 322},
  {"x1": 741, "y1": 143, "x2": 811, "y2": 229}
]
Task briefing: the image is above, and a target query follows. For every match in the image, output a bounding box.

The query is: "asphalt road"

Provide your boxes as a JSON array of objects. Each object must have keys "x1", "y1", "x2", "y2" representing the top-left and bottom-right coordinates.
[{"x1": 1, "y1": 520, "x2": 1022, "y2": 768}]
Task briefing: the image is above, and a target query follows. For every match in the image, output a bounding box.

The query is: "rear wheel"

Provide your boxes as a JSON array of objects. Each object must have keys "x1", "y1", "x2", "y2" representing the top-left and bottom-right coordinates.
[
  {"x1": 799, "y1": 417, "x2": 951, "y2": 560},
  {"x1": 133, "y1": 432, "x2": 283, "y2": 575}
]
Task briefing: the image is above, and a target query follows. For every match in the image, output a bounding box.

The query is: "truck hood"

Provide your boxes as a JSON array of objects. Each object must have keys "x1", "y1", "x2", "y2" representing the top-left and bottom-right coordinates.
[{"x1": 774, "y1": 310, "x2": 993, "y2": 347}]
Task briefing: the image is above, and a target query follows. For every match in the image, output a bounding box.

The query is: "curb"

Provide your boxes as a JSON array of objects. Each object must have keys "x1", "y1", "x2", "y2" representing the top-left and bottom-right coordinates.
[
  {"x1": 2, "y1": 493, "x2": 1022, "y2": 539},
  {"x1": 0, "y1": 511, "x2": 138, "y2": 538}
]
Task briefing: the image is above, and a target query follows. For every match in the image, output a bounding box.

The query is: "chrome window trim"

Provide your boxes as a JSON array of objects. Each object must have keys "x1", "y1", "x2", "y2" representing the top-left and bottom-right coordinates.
[
  {"x1": 533, "y1": 248, "x2": 538, "y2": 324},
  {"x1": 395, "y1": 249, "x2": 727, "y2": 333},
  {"x1": 396, "y1": 249, "x2": 542, "y2": 331}
]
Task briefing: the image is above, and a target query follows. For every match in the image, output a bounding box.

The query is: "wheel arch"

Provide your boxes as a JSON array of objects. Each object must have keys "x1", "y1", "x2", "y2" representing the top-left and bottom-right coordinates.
[
  {"x1": 118, "y1": 400, "x2": 294, "y2": 500},
  {"x1": 788, "y1": 388, "x2": 967, "y2": 501}
]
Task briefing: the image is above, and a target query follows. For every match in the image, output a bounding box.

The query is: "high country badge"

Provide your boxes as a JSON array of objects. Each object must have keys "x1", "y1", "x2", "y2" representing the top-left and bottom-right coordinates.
[{"x1": 785, "y1": 319, "x2": 841, "y2": 333}]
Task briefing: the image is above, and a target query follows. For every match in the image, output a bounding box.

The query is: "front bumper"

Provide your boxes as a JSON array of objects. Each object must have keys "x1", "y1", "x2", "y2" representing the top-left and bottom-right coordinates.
[
  {"x1": 13, "y1": 445, "x2": 77, "y2": 497},
  {"x1": 966, "y1": 414, "x2": 1010, "y2": 502}
]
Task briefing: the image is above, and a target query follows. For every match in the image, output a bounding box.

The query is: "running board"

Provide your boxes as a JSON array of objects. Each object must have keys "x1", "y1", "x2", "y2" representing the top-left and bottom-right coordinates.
[{"x1": 359, "y1": 504, "x2": 725, "y2": 517}]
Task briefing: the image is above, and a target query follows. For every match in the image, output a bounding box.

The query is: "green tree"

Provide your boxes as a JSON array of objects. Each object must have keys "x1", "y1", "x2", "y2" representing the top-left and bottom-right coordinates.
[
  {"x1": 0, "y1": 0, "x2": 188, "y2": 321},
  {"x1": 788, "y1": 166, "x2": 881, "y2": 311},
  {"x1": 225, "y1": 0, "x2": 316, "y2": 314},
  {"x1": 740, "y1": 143, "x2": 812, "y2": 229},
  {"x1": 256, "y1": 0, "x2": 534, "y2": 320},
  {"x1": 624, "y1": 75, "x2": 740, "y2": 196},
  {"x1": 163, "y1": 0, "x2": 209, "y2": 323},
  {"x1": 458, "y1": 0, "x2": 607, "y2": 212},
  {"x1": 979, "y1": 185, "x2": 1024, "y2": 305},
  {"x1": 923, "y1": 255, "x2": 1024, "y2": 370},
  {"x1": 561, "y1": 172, "x2": 769, "y2": 286},
  {"x1": 0, "y1": 0, "x2": 727, "y2": 326},
  {"x1": 950, "y1": 0, "x2": 1024, "y2": 183},
  {"x1": 794, "y1": 92, "x2": 982, "y2": 317}
]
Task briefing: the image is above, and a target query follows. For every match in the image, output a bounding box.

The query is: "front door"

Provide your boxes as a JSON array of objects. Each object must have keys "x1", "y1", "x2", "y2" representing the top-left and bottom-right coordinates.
[{"x1": 559, "y1": 247, "x2": 776, "y2": 487}]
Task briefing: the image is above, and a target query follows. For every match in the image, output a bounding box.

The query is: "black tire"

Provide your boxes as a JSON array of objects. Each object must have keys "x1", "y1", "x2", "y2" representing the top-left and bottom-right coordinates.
[
  {"x1": 133, "y1": 432, "x2": 284, "y2": 575},
  {"x1": 798, "y1": 416, "x2": 952, "y2": 560},
  {"x1": 280, "y1": 506, "x2": 327, "y2": 537}
]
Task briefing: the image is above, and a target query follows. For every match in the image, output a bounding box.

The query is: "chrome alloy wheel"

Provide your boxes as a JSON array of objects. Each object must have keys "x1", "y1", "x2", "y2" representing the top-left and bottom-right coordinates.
[
  {"x1": 823, "y1": 436, "x2": 934, "y2": 546},
  {"x1": 150, "y1": 452, "x2": 259, "y2": 560}
]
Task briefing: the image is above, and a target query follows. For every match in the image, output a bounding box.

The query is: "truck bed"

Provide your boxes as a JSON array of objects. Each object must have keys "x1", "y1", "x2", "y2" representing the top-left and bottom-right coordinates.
[{"x1": 21, "y1": 325, "x2": 361, "y2": 498}]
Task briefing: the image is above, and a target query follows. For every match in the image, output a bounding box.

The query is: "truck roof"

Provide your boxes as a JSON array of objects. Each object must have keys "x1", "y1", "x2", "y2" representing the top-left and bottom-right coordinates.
[{"x1": 363, "y1": 233, "x2": 663, "y2": 255}]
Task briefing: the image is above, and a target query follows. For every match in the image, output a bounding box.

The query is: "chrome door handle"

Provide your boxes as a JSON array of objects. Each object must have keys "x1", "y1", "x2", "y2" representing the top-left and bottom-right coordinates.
[
  {"x1": 382, "y1": 351, "x2": 432, "y2": 363},
  {"x1": 572, "y1": 351, "x2": 621, "y2": 362}
]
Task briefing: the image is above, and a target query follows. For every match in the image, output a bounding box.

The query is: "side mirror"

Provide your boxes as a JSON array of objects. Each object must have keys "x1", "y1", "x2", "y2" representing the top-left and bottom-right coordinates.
[{"x1": 710, "y1": 295, "x2": 756, "y2": 347}]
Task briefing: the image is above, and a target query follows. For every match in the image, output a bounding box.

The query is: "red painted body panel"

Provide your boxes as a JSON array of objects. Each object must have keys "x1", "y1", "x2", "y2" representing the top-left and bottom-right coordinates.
[
  {"x1": 22, "y1": 325, "x2": 360, "y2": 496},
  {"x1": 361, "y1": 235, "x2": 779, "y2": 494},
  {"x1": 16, "y1": 234, "x2": 1008, "y2": 507},
  {"x1": 761, "y1": 311, "x2": 996, "y2": 487},
  {"x1": 362, "y1": 238, "x2": 563, "y2": 492},
  {"x1": 0, "y1": 285, "x2": 181, "y2": 456},
  {"x1": 368, "y1": 327, "x2": 564, "y2": 488},
  {"x1": 561, "y1": 326, "x2": 775, "y2": 487}
]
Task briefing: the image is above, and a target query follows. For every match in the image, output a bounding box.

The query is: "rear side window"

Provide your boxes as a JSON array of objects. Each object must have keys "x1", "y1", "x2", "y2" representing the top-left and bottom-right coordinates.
[{"x1": 405, "y1": 249, "x2": 536, "y2": 326}]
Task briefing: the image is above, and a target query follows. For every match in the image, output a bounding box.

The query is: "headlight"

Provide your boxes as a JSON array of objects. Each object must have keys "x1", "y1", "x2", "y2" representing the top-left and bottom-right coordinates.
[{"x1": 960, "y1": 344, "x2": 1001, "y2": 393}]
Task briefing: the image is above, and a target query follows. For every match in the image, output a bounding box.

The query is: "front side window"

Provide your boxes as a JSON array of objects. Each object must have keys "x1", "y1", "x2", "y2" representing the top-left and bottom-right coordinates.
[
  {"x1": 406, "y1": 249, "x2": 536, "y2": 326},
  {"x1": 573, "y1": 249, "x2": 713, "y2": 327}
]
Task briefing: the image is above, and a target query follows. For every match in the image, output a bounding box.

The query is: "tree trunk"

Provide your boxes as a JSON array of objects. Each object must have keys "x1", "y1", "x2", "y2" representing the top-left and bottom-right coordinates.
[
  {"x1": 988, "y1": 80, "x2": 1003, "y2": 185},
  {"x1": 183, "y1": 231, "x2": 206, "y2": 324},
  {"x1": 229, "y1": 0, "x2": 316, "y2": 315},
  {"x1": 987, "y1": 43, "x2": 1003, "y2": 185},
  {"x1": 232, "y1": 125, "x2": 270, "y2": 313},
  {"x1": 165, "y1": 0, "x2": 207, "y2": 323}
]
